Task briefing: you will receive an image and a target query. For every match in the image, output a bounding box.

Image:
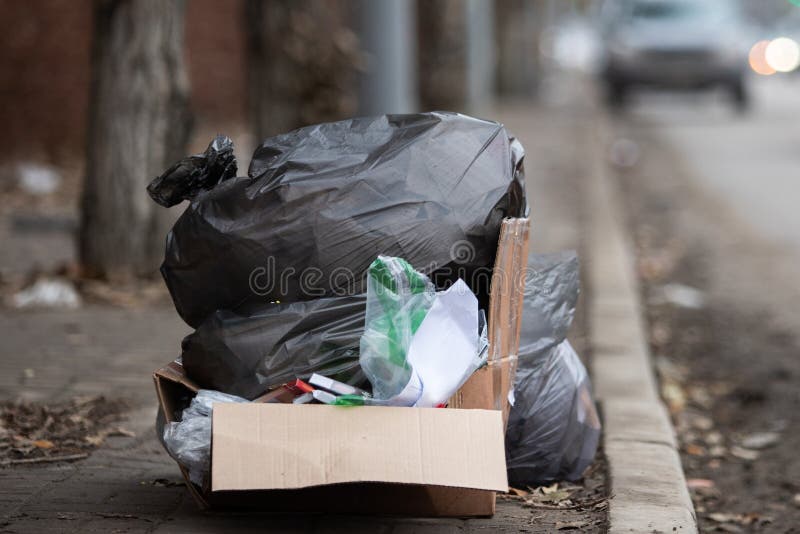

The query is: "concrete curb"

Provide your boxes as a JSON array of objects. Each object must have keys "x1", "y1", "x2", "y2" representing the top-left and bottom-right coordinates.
[{"x1": 586, "y1": 112, "x2": 697, "y2": 533}]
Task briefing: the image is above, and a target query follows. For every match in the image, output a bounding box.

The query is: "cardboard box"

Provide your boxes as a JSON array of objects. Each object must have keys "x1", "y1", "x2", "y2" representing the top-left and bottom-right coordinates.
[{"x1": 153, "y1": 217, "x2": 530, "y2": 516}]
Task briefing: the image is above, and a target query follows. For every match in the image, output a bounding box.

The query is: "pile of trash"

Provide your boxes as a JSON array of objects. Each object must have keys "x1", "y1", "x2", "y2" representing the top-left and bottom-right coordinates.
[{"x1": 149, "y1": 112, "x2": 600, "y2": 490}]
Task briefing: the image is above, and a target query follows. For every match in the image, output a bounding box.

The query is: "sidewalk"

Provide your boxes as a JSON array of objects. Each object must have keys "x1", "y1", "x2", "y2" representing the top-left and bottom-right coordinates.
[{"x1": 0, "y1": 99, "x2": 607, "y2": 533}]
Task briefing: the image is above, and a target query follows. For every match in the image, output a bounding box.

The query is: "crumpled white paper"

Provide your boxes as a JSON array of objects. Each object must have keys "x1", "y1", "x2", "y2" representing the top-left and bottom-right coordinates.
[{"x1": 406, "y1": 279, "x2": 483, "y2": 407}]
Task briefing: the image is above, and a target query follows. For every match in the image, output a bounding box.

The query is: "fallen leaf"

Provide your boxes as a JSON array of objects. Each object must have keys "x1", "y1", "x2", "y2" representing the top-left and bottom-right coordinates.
[
  {"x1": 538, "y1": 489, "x2": 573, "y2": 503},
  {"x1": 708, "y1": 512, "x2": 738, "y2": 523},
  {"x1": 688, "y1": 386, "x2": 714, "y2": 409},
  {"x1": 704, "y1": 431, "x2": 723, "y2": 446},
  {"x1": 740, "y1": 512, "x2": 768, "y2": 525},
  {"x1": 685, "y1": 443, "x2": 706, "y2": 456},
  {"x1": 687, "y1": 478, "x2": 715, "y2": 490},
  {"x1": 690, "y1": 414, "x2": 714, "y2": 431},
  {"x1": 1, "y1": 396, "x2": 128, "y2": 464},
  {"x1": 662, "y1": 381, "x2": 687, "y2": 413},
  {"x1": 739, "y1": 432, "x2": 780, "y2": 450},
  {"x1": 706, "y1": 512, "x2": 769, "y2": 528},
  {"x1": 108, "y1": 427, "x2": 135, "y2": 438},
  {"x1": 708, "y1": 446, "x2": 727, "y2": 458},
  {"x1": 654, "y1": 356, "x2": 687, "y2": 382},
  {"x1": 556, "y1": 520, "x2": 587, "y2": 530},
  {"x1": 730, "y1": 446, "x2": 759, "y2": 461},
  {"x1": 793, "y1": 494, "x2": 800, "y2": 508},
  {"x1": 540, "y1": 483, "x2": 560, "y2": 495},
  {"x1": 508, "y1": 487, "x2": 529, "y2": 497},
  {"x1": 84, "y1": 433, "x2": 106, "y2": 447}
]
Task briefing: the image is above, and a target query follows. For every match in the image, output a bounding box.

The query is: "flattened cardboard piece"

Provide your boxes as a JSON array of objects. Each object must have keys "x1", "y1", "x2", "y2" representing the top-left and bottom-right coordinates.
[
  {"x1": 153, "y1": 361, "x2": 200, "y2": 423},
  {"x1": 211, "y1": 404, "x2": 508, "y2": 492},
  {"x1": 504, "y1": 219, "x2": 530, "y2": 426},
  {"x1": 484, "y1": 218, "x2": 530, "y2": 425},
  {"x1": 508, "y1": 219, "x2": 531, "y2": 365},
  {"x1": 152, "y1": 366, "x2": 210, "y2": 508}
]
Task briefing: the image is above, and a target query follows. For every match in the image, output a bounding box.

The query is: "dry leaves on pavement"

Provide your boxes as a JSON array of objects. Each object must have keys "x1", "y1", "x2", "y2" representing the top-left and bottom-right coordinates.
[{"x1": 0, "y1": 395, "x2": 131, "y2": 465}]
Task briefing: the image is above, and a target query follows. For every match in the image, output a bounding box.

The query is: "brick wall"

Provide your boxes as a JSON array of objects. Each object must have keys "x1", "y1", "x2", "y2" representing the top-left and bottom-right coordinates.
[{"x1": 0, "y1": 0, "x2": 246, "y2": 163}]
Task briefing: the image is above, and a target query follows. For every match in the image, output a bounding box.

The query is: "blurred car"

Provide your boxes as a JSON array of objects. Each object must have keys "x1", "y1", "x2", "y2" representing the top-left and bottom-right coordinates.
[{"x1": 600, "y1": 0, "x2": 749, "y2": 109}]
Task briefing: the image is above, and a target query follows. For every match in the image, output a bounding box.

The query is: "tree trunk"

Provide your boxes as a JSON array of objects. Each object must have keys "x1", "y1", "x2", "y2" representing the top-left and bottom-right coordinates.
[
  {"x1": 244, "y1": 0, "x2": 361, "y2": 141},
  {"x1": 80, "y1": 0, "x2": 191, "y2": 280},
  {"x1": 417, "y1": 0, "x2": 468, "y2": 111},
  {"x1": 495, "y1": 0, "x2": 539, "y2": 98}
]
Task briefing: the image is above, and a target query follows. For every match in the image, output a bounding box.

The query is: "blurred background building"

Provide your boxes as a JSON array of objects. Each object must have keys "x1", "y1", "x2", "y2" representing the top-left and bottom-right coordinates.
[
  {"x1": 0, "y1": 0, "x2": 547, "y2": 164},
  {"x1": 3, "y1": 0, "x2": 797, "y2": 164},
  {"x1": 0, "y1": 0, "x2": 799, "y2": 280}
]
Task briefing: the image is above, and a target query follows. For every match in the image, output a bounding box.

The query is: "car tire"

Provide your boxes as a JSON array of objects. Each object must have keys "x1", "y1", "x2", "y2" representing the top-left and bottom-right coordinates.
[{"x1": 730, "y1": 79, "x2": 749, "y2": 113}]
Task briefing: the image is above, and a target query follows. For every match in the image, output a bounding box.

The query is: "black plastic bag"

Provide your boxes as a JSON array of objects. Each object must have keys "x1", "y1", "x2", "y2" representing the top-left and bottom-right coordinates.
[
  {"x1": 181, "y1": 295, "x2": 367, "y2": 399},
  {"x1": 149, "y1": 112, "x2": 526, "y2": 327},
  {"x1": 147, "y1": 135, "x2": 237, "y2": 208},
  {"x1": 505, "y1": 252, "x2": 601, "y2": 485}
]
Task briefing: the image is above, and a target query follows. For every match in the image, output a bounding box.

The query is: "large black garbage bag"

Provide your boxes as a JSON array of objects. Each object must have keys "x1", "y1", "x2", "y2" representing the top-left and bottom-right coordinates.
[
  {"x1": 506, "y1": 252, "x2": 601, "y2": 485},
  {"x1": 180, "y1": 295, "x2": 367, "y2": 399},
  {"x1": 150, "y1": 112, "x2": 526, "y2": 327}
]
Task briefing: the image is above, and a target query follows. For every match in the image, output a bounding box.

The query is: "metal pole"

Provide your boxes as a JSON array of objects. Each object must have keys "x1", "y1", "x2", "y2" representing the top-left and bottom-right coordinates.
[
  {"x1": 466, "y1": 0, "x2": 495, "y2": 112},
  {"x1": 358, "y1": 0, "x2": 418, "y2": 115}
]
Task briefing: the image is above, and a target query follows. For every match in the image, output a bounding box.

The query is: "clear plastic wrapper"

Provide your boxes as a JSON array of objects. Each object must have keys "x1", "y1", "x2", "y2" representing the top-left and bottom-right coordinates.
[
  {"x1": 505, "y1": 251, "x2": 601, "y2": 485},
  {"x1": 148, "y1": 112, "x2": 527, "y2": 328},
  {"x1": 359, "y1": 256, "x2": 435, "y2": 401},
  {"x1": 161, "y1": 390, "x2": 248, "y2": 486}
]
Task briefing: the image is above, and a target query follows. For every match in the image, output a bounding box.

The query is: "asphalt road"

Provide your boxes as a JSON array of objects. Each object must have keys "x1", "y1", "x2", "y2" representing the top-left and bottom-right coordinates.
[
  {"x1": 626, "y1": 75, "x2": 800, "y2": 251},
  {"x1": 614, "y1": 74, "x2": 800, "y2": 336},
  {"x1": 611, "y1": 74, "x2": 800, "y2": 531}
]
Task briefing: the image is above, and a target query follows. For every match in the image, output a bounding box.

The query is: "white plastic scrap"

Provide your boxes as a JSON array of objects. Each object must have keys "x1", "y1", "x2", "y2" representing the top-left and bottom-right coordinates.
[
  {"x1": 17, "y1": 163, "x2": 61, "y2": 195},
  {"x1": 13, "y1": 279, "x2": 81, "y2": 309},
  {"x1": 660, "y1": 283, "x2": 706, "y2": 310}
]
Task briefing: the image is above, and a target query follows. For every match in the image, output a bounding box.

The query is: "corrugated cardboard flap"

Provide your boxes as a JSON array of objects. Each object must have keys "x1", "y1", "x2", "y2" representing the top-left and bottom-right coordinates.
[{"x1": 211, "y1": 404, "x2": 508, "y2": 493}]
